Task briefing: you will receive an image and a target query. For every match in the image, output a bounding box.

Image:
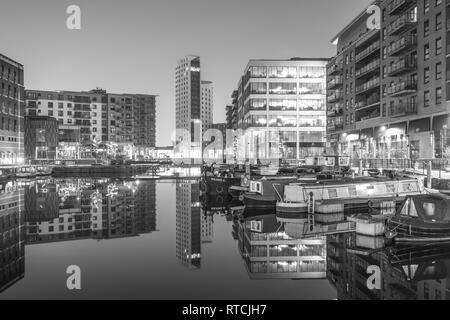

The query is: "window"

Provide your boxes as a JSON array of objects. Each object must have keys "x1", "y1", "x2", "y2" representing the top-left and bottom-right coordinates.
[
  {"x1": 424, "y1": 20, "x2": 430, "y2": 37},
  {"x1": 436, "y1": 62, "x2": 442, "y2": 80},
  {"x1": 268, "y1": 66, "x2": 296, "y2": 78},
  {"x1": 48, "y1": 110, "x2": 54, "y2": 116},
  {"x1": 424, "y1": 90, "x2": 431, "y2": 107},
  {"x1": 269, "y1": 83, "x2": 297, "y2": 95},
  {"x1": 250, "y1": 82, "x2": 267, "y2": 94},
  {"x1": 424, "y1": 44, "x2": 430, "y2": 60},
  {"x1": 436, "y1": 12, "x2": 442, "y2": 30},
  {"x1": 424, "y1": 67, "x2": 430, "y2": 83},
  {"x1": 326, "y1": 189, "x2": 337, "y2": 199},
  {"x1": 436, "y1": 37, "x2": 442, "y2": 55},
  {"x1": 48, "y1": 102, "x2": 53, "y2": 108},
  {"x1": 249, "y1": 66, "x2": 267, "y2": 78},
  {"x1": 424, "y1": 0, "x2": 430, "y2": 13},
  {"x1": 436, "y1": 87, "x2": 442, "y2": 104}
]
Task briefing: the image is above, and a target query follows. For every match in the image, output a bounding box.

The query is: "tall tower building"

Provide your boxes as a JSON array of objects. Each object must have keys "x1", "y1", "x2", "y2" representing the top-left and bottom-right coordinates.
[
  {"x1": 201, "y1": 80, "x2": 213, "y2": 133},
  {"x1": 175, "y1": 56, "x2": 202, "y2": 160}
]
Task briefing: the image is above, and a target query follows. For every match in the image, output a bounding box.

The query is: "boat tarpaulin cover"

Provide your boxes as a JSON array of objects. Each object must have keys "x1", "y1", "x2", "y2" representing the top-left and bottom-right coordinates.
[{"x1": 400, "y1": 194, "x2": 450, "y2": 222}]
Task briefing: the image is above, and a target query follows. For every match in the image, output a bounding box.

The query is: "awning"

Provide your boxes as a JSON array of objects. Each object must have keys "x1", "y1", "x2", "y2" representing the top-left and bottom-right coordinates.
[
  {"x1": 389, "y1": 122, "x2": 407, "y2": 132},
  {"x1": 409, "y1": 117, "x2": 431, "y2": 134}
]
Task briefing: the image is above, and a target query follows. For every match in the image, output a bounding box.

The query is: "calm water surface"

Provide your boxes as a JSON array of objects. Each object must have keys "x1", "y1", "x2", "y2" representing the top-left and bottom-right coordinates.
[{"x1": 0, "y1": 178, "x2": 448, "y2": 300}]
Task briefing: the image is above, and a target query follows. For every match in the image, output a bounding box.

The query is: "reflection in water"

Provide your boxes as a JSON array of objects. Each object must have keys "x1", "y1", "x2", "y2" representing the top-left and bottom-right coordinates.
[
  {"x1": 235, "y1": 210, "x2": 327, "y2": 280},
  {"x1": 327, "y1": 233, "x2": 450, "y2": 300},
  {"x1": 25, "y1": 179, "x2": 156, "y2": 243},
  {"x1": 2, "y1": 178, "x2": 450, "y2": 299},
  {"x1": 176, "y1": 181, "x2": 202, "y2": 269},
  {"x1": 0, "y1": 181, "x2": 25, "y2": 292}
]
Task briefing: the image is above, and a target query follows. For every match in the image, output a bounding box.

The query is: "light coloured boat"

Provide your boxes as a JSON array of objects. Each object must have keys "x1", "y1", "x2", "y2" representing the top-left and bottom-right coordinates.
[{"x1": 277, "y1": 177, "x2": 425, "y2": 216}]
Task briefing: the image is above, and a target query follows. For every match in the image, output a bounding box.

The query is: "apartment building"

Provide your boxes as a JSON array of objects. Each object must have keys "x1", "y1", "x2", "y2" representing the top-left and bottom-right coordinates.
[
  {"x1": 327, "y1": 0, "x2": 450, "y2": 167},
  {"x1": 230, "y1": 58, "x2": 328, "y2": 163},
  {"x1": 25, "y1": 89, "x2": 156, "y2": 159},
  {"x1": 0, "y1": 53, "x2": 25, "y2": 165}
]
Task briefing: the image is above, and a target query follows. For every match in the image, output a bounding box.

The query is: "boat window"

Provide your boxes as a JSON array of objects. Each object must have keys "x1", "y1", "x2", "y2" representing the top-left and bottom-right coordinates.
[
  {"x1": 402, "y1": 183, "x2": 412, "y2": 192},
  {"x1": 250, "y1": 220, "x2": 262, "y2": 232},
  {"x1": 423, "y1": 202, "x2": 436, "y2": 217},
  {"x1": 386, "y1": 184, "x2": 395, "y2": 193},
  {"x1": 348, "y1": 187, "x2": 357, "y2": 197},
  {"x1": 328, "y1": 189, "x2": 338, "y2": 199}
]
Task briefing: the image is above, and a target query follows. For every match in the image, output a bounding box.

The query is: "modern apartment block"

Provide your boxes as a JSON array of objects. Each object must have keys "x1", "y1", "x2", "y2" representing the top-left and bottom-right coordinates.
[
  {"x1": 0, "y1": 53, "x2": 25, "y2": 165},
  {"x1": 230, "y1": 58, "x2": 328, "y2": 163},
  {"x1": 25, "y1": 89, "x2": 156, "y2": 159},
  {"x1": 327, "y1": 0, "x2": 450, "y2": 167}
]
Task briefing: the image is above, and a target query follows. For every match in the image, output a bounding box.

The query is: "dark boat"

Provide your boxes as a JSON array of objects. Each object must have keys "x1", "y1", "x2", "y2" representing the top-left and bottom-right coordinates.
[
  {"x1": 387, "y1": 193, "x2": 450, "y2": 243},
  {"x1": 243, "y1": 175, "x2": 318, "y2": 209},
  {"x1": 200, "y1": 175, "x2": 241, "y2": 196}
]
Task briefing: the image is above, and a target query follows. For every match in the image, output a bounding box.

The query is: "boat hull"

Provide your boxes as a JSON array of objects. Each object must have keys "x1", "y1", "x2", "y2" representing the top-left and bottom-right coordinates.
[
  {"x1": 243, "y1": 193, "x2": 277, "y2": 209},
  {"x1": 389, "y1": 219, "x2": 450, "y2": 243}
]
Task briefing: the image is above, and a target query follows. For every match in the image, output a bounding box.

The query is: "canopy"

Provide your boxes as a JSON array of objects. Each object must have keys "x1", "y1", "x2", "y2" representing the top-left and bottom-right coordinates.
[{"x1": 399, "y1": 194, "x2": 450, "y2": 222}]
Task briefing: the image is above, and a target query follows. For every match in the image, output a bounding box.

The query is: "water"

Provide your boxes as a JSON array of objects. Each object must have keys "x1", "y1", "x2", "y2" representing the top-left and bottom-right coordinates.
[{"x1": 0, "y1": 178, "x2": 448, "y2": 300}]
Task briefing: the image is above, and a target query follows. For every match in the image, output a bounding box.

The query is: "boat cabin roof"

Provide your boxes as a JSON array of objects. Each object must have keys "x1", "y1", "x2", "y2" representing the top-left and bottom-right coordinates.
[{"x1": 398, "y1": 194, "x2": 450, "y2": 222}]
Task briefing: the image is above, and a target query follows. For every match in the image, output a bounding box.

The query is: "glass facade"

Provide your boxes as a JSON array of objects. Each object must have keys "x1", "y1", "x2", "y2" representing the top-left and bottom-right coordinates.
[{"x1": 236, "y1": 60, "x2": 327, "y2": 162}]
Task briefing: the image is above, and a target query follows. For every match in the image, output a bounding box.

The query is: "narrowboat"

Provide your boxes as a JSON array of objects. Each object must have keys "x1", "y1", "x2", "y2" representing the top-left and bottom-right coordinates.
[
  {"x1": 387, "y1": 193, "x2": 450, "y2": 243},
  {"x1": 277, "y1": 177, "x2": 424, "y2": 216}
]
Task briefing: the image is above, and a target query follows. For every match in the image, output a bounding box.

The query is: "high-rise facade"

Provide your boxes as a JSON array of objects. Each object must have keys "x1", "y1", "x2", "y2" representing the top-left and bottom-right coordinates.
[
  {"x1": 25, "y1": 89, "x2": 156, "y2": 159},
  {"x1": 231, "y1": 58, "x2": 328, "y2": 163},
  {"x1": 0, "y1": 53, "x2": 25, "y2": 165},
  {"x1": 201, "y1": 80, "x2": 213, "y2": 133},
  {"x1": 327, "y1": 0, "x2": 450, "y2": 168},
  {"x1": 175, "y1": 56, "x2": 214, "y2": 161}
]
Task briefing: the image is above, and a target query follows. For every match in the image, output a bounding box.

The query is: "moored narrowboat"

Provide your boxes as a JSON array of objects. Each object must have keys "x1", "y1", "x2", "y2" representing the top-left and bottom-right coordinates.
[{"x1": 277, "y1": 177, "x2": 424, "y2": 216}]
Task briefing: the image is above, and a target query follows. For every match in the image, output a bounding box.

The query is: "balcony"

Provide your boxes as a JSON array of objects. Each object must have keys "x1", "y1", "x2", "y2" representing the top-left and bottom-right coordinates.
[
  {"x1": 327, "y1": 91, "x2": 343, "y2": 103},
  {"x1": 356, "y1": 77, "x2": 380, "y2": 95},
  {"x1": 387, "y1": 35, "x2": 417, "y2": 56},
  {"x1": 327, "y1": 76, "x2": 343, "y2": 89},
  {"x1": 327, "y1": 123, "x2": 344, "y2": 132},
  {"x1": 387, "y1": 80, "x2": 417, "y2": 97},
  {"x1": 327, "y1": 62, "x2": 343, "y2": 76},
  {"x1": 387, "y1": 57, "x2": 417, "y2": 77},
  {"x1": 356, "y1": 107, "x2": 381, "y2": 123},
  {"x1": 327, "y1": 107, "x2": 344, "y2": 117},
  {"x1": 387, "y1": 0, "x2": 416, "y2": 15},
  {"x1": 355, "y1": 94, "x2": 381, "y2": 110},
  {"x1": 355, "y1": 41, "x2": 381, "y2": 63},
  {"x1": 387, "y1": 13, "x2": 417, "y2": 36},
  {"x1": 355, "y1": 59, "x2": 380, "y2": 79},
  {"x1": 390, "y1": 102, "x2": 417, "y2": 117}
]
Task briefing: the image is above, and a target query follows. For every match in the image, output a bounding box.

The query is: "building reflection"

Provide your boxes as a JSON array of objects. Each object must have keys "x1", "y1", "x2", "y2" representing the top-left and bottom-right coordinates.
[
  {"x1": 176, "y1": 180, "x2": 202, "y2": 269},
  {"x1": 0, "y1": 181, "x2": 25, "y2": 292},
  {"x1": 327, "y1": 233, "x2": 450, "y2": 300},
  {"x1": 236, "y1": 210, "x2": 327, "y2": 279},
  {"x1": 25, "y1": 178, "x2": 157, "y2": 244}
]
